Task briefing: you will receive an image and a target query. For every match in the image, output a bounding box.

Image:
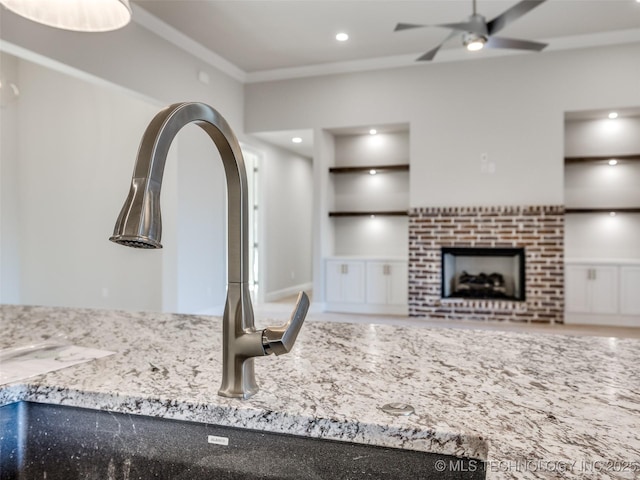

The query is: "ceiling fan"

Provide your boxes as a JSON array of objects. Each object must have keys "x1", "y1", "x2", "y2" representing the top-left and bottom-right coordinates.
[{"x1": 395, "y1": 0, "x2": 548, "y2": 61}]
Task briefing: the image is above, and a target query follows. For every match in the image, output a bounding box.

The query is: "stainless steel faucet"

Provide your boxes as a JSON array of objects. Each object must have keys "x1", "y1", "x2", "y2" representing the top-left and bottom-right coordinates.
[{"x1": 109, "y1": 102, "x2": 309, "y2": 399}]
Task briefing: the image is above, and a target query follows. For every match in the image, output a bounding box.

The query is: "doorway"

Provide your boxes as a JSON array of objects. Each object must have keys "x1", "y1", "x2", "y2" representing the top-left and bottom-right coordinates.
[{"x1": 241, "y1": 145, "x2": 264, "y2": 304}]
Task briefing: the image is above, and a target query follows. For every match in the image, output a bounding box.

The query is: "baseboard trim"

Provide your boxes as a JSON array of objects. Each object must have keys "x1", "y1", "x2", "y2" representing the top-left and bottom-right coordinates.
[
  {"x1": 194, "y1": 304, "x2": 225, "y2": 316},
  {"x1": 565, "y1": 312, "x2": 640, "y2": 327},
  {"x1": 264, "y1": 282, "x2": 313, "y2": 302},
  {"x1": 325, "y1": 302, "x2": 408, "y2": 316}
]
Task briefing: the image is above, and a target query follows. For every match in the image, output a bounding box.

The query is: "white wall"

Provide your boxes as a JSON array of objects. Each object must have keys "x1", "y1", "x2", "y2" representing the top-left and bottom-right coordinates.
[
  {"x1": 312, "y1": 129, "x2": 335, "y2": 304},
  {"x1": 565, "y1": 116, "x2": 640, "y2": 157},
  {"x1": 246, "y1": 43, "x2": 640, "y2": 208},
  {"x1": 565, "y1": 162, "x2": 640, "y2": 209},
  {"x1": 1, "y1": 9, "x2": 317, "y2": 312},
  {"x1": 172, "y1": 125, "x2": 228, "y2": 313},
  {"x1": 0, "y1": 10, "x2": 248, "y2": 313},
  {"x1": 0, "y1": 52, "x2": 20, "y2": 303},
  {"x1": 333, "y1": 171, "x2": 409, "y2": 212},
  {"x1": 0, "y1": 55, "x2": 314, "y2": 312},
  {"x1": 334, "y1": 131, "x2": 409, "y2": 167},
  {"x1": 565, "y1": 214, "x2": 640, "y2": 260},
  {"x1": 255, "y1": 142, "x2": 314, "y2": 300},
  {"x1": 7, "y1": 57, "x2": 166, "y2": 310},
  {"x1": 333, "y1": 217, "x2": 408, "y2": 257}
]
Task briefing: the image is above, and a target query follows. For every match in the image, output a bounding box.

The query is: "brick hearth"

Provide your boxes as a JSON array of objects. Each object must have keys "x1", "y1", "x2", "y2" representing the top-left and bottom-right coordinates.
[{"x1": 408, "y1": 205, "x2": 564, "y2": 323}]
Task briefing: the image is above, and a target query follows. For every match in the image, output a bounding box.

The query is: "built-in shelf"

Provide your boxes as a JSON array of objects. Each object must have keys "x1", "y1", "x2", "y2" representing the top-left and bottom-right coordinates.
[
  {"x1": 329, "y1": 211, "x2": 408, "y2": 217},
  {"x1": 329, "y1": 164, "x2": 409, "y2": 174},
  {"x1": 565, "y1": 208, "x2": 640, "y2": 214},
  {"x1": 564, "y1": 154, "x2": 640, "y2": 164}
]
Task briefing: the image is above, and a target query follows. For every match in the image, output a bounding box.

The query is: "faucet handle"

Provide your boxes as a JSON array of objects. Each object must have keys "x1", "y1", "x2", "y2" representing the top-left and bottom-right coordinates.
[{"x1": 262, "y1": 291, "x2": 310, "y2": 356}]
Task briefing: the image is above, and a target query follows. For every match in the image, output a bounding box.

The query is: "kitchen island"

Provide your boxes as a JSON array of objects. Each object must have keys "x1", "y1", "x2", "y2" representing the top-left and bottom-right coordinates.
[{"x1": 1, "y1": 304, "x2": 639, "y2": 479}]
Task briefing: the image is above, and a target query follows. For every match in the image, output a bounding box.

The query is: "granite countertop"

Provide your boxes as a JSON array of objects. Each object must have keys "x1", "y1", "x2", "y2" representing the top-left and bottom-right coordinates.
[{"x1": 1, "y1": 304, "x2": 639, "y2": 479}]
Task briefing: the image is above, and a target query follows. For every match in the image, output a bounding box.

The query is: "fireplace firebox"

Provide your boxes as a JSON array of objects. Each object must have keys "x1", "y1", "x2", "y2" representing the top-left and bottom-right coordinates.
[{"x1": 441, "y1": 247, "x2": 525, "y2": 301}]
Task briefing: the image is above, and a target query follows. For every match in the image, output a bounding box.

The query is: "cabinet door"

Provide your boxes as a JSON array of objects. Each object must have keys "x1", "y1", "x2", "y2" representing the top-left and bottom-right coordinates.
[
  {"x1": 620, "y1": 266, "x2": 640, "y2": 315},
  {"x1": 366, "y1": 262, "x2": 388, "y2": 305},
  {"x1": 366, "y1": 261, "x2": 408, "y2": 306},
  {"x1": 565, "y1": 265, "x2": 591, "y2": 313},
  {"x1": 590, "y1": 266, "x2": 618, "y2": 314},
  {"x1": 387, "y1": 262, "x2": 408, "y2": 306},
  {"x1": 341, "y1": 261, "x2": 365, "y2": 303},
  {"x1": 326, "y1": 260, "x2": 365, "y2": 303},
  {"x1": 325, "y1": 261, "x2": 345, "y2": 303}
]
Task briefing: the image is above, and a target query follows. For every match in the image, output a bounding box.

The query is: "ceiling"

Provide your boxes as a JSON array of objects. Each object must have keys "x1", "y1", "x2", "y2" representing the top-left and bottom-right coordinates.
[
  {"x1": 133, "y1": 0, "x2": 640, "y2": 82},
  {"x1": 130, "y1": 0, "x2": 640, "y2": 157}
]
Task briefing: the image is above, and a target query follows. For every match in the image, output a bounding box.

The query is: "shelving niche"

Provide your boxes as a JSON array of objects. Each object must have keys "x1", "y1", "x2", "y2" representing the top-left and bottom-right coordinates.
[
  {"x1": 324, "y1": 127, "x2": 410, "y2": 314},
  {"x1": 563, "y1": 111, "x2": 640, "y2": 327},
  {"x1": 564, "y1": 153, "x2": 640, "y2": 214}
]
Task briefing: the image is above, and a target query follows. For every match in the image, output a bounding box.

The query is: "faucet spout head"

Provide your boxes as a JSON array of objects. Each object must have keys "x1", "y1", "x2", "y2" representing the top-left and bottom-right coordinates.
[{"x1": 109, "y1": 177, "x2": 163, "y2": 249}]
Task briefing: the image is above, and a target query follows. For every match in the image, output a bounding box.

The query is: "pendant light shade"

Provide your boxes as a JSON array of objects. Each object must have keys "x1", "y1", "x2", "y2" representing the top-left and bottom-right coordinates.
[{"x1": 0, "y1": 0, "x2": 132, "y2": 32}]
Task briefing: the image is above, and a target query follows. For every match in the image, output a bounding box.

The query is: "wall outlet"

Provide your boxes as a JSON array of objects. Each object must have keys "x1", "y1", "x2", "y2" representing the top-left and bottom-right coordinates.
[
  {"x1": 480, "y1": 153, "x2": 489, "y2": 173},
  {"x1": 480, "y1": 153, "x2": 497, "y2": 174}
]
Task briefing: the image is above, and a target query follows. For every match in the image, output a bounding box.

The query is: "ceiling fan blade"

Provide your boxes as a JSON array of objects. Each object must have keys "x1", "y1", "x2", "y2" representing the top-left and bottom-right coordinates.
[
  {"x1": 485, "y1": 36, "x2": 548, "y2": 51},
  {"x1": 416, "y1": 31, "x2": 458, "y2": 61},
  {"x1": 394, "y1": 22, "x2": 427, "y2": 31},
  {"x1": 487, "y1": 0, "x2": 547, "y2": 35},
  {"x1": 416, "y1": 44, "x2": 445, "y2": 62},
  {"x1": 436, "y1": 21, "x2": 476, "y2": 32}
]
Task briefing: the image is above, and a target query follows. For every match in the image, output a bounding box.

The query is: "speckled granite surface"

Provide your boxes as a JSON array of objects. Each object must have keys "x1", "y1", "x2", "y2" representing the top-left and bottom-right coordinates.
[{"x1": 1, "y1": 304, "x2": 639, "y2": 479}]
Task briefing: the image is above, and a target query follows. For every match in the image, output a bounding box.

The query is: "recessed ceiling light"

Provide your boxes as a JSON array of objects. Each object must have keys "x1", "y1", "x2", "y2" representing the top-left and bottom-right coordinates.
[
  {"x1": 369, "y1": 129, "x2": 377, "y2": 135},
  {"x1": 608, "y1": 112, "x2": 619, "y2": 119},
  {"x1": 335, "y1": 32, "x2": 349, "y2": 42},
  {"x1": 609, "y1": 212, "x2": 617, "y2": 217},
  {"x1": 608, "y1": 159, "x2": 618, "y2": 166},
  {"x1": 291, "y1": 137, "x2": 302, "y2": 143},
  {"x1": 369, "y1": 169, "x2": 377, "y2": 175}
]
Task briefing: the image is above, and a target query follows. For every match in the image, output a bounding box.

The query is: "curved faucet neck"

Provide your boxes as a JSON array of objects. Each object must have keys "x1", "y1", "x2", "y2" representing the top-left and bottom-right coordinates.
[
  {"x1": 138, "y1": 102, "x2": 249, "y2": 284},
  {"x1": 112, "y1": 102, "x2": 310, "y2": 399}
]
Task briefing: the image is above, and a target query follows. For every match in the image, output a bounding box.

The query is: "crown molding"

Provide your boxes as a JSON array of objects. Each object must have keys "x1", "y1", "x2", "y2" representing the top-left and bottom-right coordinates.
[
  {"x1": 245, "y1": 28, "x2": 640, "y2": 83},
  {"x1": 132, "y1": 5, "x2": 640, "y2": 86},
  {"x1": 131, "y1": 3, "x2": 246, "y2": 83}
]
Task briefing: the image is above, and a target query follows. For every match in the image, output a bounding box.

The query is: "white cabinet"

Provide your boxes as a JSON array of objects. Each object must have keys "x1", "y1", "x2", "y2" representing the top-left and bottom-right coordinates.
[
  {"x1": 565, "y1": 265, "x2": 618, "y2": 314},
  {"x1": 565, "y1": 261, "x2": 640, "y2": 327},
  {"x1": 325, "y1": 260, "x2": 365, "y2": 304},
  {"x1": 620, "y1": 266, "x2": 640, "y2": 315},
  {"x1": 325, "y1": 258, "x2": 407, "y2": 314},
  {"x1": 366, "y1": 261, "x2": 408, "y2": 306}
]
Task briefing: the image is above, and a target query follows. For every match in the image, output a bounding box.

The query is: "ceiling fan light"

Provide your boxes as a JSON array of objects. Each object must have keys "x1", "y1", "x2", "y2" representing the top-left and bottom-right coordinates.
[
  {"x1": 463, "y1": 32, "x2": 486, "y2": 52},
  {"x1": 0, "y1": 0, "x2": 132, "y2": 32}
]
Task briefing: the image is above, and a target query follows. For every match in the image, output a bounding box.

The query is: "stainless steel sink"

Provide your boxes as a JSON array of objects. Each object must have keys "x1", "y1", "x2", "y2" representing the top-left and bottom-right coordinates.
[{"x1": 0, "y1": 402, "x2": 485, "y2": 479}]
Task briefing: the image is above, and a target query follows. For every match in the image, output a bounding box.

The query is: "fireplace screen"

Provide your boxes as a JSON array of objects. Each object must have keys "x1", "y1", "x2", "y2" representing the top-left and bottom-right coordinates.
[{"x1": 441, "y1": 247, "x2": 525, "y2": 301}]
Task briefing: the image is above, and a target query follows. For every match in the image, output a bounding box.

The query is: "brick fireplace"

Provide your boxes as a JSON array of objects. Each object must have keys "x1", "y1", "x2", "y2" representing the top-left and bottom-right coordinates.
[{"x1": 408, "y1": 205, "x2": 564, "y2": 323}]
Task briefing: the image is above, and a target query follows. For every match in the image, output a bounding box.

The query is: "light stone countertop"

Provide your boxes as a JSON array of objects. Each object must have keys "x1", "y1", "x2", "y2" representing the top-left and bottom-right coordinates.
[{"x1": 1, "y1": 304, "x2": 639, "y2": 479}]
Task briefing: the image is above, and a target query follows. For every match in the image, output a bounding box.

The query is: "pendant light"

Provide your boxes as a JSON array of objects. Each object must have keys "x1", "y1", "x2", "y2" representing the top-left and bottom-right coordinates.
[{"x1": 0, "y1": 0, "x2": 132, "y2": 32}]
